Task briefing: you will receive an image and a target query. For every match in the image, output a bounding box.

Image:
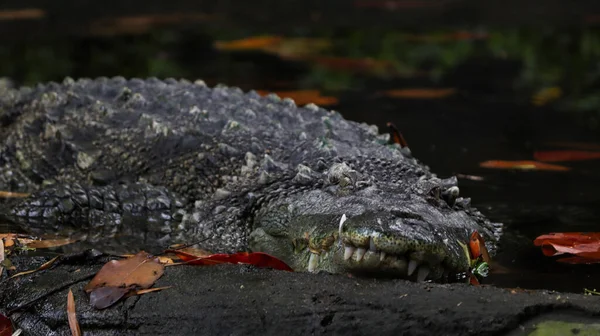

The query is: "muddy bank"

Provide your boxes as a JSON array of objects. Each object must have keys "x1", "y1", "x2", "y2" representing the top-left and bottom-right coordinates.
[{"x1": 0, "y1": 252, "x2": 599, "y2": 335}]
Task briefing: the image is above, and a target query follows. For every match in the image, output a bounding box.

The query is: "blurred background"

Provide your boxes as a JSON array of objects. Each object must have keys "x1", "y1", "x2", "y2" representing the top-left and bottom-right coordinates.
[{"x1": 2, "y1": 0, "x2": 600, "y2": 293}]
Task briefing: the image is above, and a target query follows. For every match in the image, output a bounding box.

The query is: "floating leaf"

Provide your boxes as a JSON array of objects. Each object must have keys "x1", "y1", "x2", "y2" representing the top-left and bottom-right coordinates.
[
  {"x1": 67, "y1": 289, "x2": 81, "y2": 336},
  {"x1": 256, "y1": 90, "x2": 338, "y2": 106},
  {"x1": 381, "y1": 88, "x2": 456, "y2": 99},
  {"x1": 168, "y1": 250, "x2": 293, "y2": 272},
  {"x1": 302, "y1": 56, "x2": 397, "y2": 75},
  {"x1": 456, "y1": 174, "x2": 484, "y2": 181},
  {"x1": 0, "y1": 314, "x2": 11, "y2": 336},
  {"x1": 533, "y1": 150, "x2": 600, "y2": 162},
  {"x1": 85, "y1": 251, "x2": 165, "y2": 293},
  {"x1": 479, "y1": 160, "x2": 570, "y2": 171},
  {"x1": 215, "y1": 36, "x2": 330, "y2": 58},
  {"x1": 534, "y1": 232, "x2": 600, "y2": 264},
  {"x1": 531, "y1": 87, "x2": 562, "y2": 106}
]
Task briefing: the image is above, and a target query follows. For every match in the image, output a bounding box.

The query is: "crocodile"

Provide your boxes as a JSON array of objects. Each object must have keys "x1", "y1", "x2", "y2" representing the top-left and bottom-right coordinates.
[{"x1": 0, "y1": 77, "x2": 502, "y2": 282}]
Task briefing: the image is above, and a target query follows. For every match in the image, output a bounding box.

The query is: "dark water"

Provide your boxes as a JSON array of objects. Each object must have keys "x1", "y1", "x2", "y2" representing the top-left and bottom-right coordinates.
[{"x1": 3, "y1": 26, "x2": 600, "y2": 294}]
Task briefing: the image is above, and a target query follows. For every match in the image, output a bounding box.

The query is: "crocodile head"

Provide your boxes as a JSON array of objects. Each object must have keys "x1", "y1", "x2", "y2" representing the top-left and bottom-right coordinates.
[{"x1": 248, "y1": 159, "x2": 502, "y2": 282}]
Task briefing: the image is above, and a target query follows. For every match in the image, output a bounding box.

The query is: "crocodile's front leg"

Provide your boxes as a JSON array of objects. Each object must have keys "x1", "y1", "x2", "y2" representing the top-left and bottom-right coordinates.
[
  {"x1": 6, "y1": 183, "x2": 190, "y2": 253},
  {"x1": 5, "y1": 182, "x2": 253, "y2": 254}
]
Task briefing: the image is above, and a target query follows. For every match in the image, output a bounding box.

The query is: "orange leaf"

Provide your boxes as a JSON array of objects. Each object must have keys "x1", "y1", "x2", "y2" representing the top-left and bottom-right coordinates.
[
  {"x1": 84, "y1": 251, "x2": 165, "y2": 293},
  {"x1": 67, "y1": 289, "x2": 81, "y2": 336},
  {"x1": 0, "y1": 314, "x2": 11, "y2": 336},
  {"x1": 214, "y1": 36, "x2": 283, "y2": 51},
  {"x1": 256, "y1": 90, "x2": 338, "y2": 106},
  {"x1": 382, "y1": 88, "x2": 456, "y2": 99},
  {"x1": 533, "y1": 150, "x2": 600, "y2": 162},
  {"x1": 168, "y1": 250, "x2": 294, "y2": 272},
  {"x1": 479, "y1": 160, "x2": 570, "y2": 171},
  {"x1": 386, "y1": 122, "x2": 408, "y2": 148}
]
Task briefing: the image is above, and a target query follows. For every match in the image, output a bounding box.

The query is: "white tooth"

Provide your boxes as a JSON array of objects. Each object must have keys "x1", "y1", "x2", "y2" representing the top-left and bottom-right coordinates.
[
  {"x1": 308, "y1": 253, "x2": 318, "y2": 272},
  {"x1": 408, "y1": 259, "x2": 419, "y2": 276},
  {"x1": 338, "y1": 214, "x2": 347, "y2": 246},
  {"x1": 369, "y1": 237, "x2": 377, "y2": 252},
  {"x1": 344, "y1": 246, "x2": 355, "y2": 260},
  {"x1": 379, "y1": 252, "x2": 386, "y2": 262},
  {"x1": 355, "y1": 247, "x2": 367, "y2": 262},
  {"x1": 416, "y1": 266, "x2": 430, "y2": 282}
]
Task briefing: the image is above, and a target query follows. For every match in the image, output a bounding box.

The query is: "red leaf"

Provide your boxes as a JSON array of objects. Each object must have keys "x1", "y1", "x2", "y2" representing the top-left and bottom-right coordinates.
[
  {"x1": 534, "y1": 232, "x2": 600, "y2": 262},
  {"x1": 169, "y1": 251, "x2": 294, "y2": 272},
  {"x1": 533, "y1": 150, "x2": 600, "y2": 162},
  {"x1": 0, "y1": 314, "x2": 11, "y2": 336}
]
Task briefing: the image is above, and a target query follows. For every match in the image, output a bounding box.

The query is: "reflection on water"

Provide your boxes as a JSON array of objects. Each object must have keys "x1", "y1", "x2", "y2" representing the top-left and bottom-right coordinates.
[{"x1": 2, "y1": 27, "x2": 600, "y2": 293}]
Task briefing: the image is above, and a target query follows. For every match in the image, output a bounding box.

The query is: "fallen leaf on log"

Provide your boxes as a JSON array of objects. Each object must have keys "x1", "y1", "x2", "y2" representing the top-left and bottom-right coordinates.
[
  {"x1": 534, "y1": 232, "x2": 600, "y2": 264},
  {"x1": 85, "y1": 251, "x2": 165, "y2": 292},
  {"x1": 67, "y1": 289, "x2": 81, "y2": 336},
  {"x1": 9, "y1": 255, "x2": 60, "y2": 278},
  {"x1": 0, "y1": 314, "x2": 11, "y2": 336},
  {"x1": 533, "y1": 150, "x2": 600, "y2": 162},
  {"x1": 167, "y1": 250, "x2": 293, "y2": 272},
  {"x1": 479, "y1": 160, "x2": 570, "y2": 171},
  {"x1": 85, "y1": 251, "x2": 165, "y2": 309},
  {"x1": 89, "y1": 287, "x2": 132, "y2": 310}
]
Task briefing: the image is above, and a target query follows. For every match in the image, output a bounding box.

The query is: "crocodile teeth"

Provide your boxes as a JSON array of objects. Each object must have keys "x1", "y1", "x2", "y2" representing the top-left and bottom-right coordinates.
[
  {"x1": 344, "y1": 246, "x2": 355, "y2": 260},
  {"x1": 416, "y1": 266, "x2": 430, "y2": 282},
  {"x1": 308, "y1": 253, "x2": 318, "y2": 272},
  {"x1": 379, "y1": 251, "x2": 386, "y2": 262},
  {"x1": 338, "y1": 214, "x2": 347, "y2": 245},
  {"x1": 369, "y1": 237, "x2": 376, "y2": 252},
  {"x1": 355, "y1": 247, "x2": 367, "y2": 262},
  {"x1": 408, "y1": 259, "x2": 419, "y2": 276}
]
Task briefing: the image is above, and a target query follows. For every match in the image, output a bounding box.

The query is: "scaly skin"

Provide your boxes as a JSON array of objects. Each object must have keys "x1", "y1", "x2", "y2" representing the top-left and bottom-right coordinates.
[{"x1": 0, "y1": 77, "x2": 502, "y2": 282}]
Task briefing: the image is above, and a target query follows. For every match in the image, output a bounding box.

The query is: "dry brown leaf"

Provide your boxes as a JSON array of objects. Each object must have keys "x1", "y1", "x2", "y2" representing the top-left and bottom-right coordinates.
[
  {"x1": 26, "y1": 237, "x2": 78, "y2": 249},
  {"x1": 9, "y1": 256, "x2": 60, "y2": 278},
  {"x1": 89, "y1": 287, "x2": 131, "y2": 310},
  {"x1": 84, "y1": 251, "x2": 165, "y2": 293},
  {"x1": 0, "y1": 191, "x2": 30, "y2": 198},
  {"x1": 67, "y1": 289, "x2": 81, "y2": 336}
]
